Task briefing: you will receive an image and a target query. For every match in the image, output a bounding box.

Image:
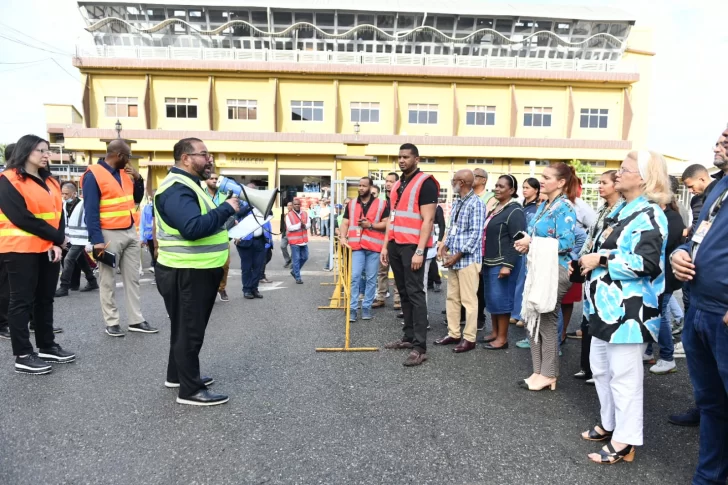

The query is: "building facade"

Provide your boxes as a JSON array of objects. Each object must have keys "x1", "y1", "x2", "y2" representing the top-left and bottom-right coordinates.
[{"x1": 47, "y1": 0, "x2": 654, "y2": 204}]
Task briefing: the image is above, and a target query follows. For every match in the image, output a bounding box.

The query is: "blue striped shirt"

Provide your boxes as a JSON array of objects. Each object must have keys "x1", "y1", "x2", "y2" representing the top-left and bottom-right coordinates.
[{"x1": 444, "y1": 190, "x2": 486, "y2": 269}]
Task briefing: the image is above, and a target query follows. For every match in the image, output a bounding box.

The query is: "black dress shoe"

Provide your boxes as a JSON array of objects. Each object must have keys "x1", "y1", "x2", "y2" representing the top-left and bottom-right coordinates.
[
  {"x1": 483, "y1": 342, "x2": 509, "y2": 350},
  {"x1": 165, "y1": 376, "x2": 214, "y2": 388},
  {"x1": 252, "y1": 290, "x2": 263, "y2": 299},
  {"x1": 0, "y1": 327, "x2": 10, "y2": 340},
  {"x1": 453, "y1": 340, "x2": 476, "y2": 353},
  {"x1": 397, "y1": 312, "x2": 404, "y2": 318},
  {"x1": 176, "y1": 389, "x2": 229, "y2": 406},
  {"x1": 668, "y1": 407, "x2": 700, "y2": 427},
  {"x1": 244, "y1": 293, "x2": 255, "y2": 299},
  {"x1": 128, "y1": 321, "x2": 158, "y2": 334}
]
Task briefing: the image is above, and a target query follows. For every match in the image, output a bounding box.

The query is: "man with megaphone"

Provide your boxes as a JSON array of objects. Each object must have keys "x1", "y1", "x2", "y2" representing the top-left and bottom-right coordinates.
[{"x1": 153, "y1": 138, "x2": 242, "y2": 407}]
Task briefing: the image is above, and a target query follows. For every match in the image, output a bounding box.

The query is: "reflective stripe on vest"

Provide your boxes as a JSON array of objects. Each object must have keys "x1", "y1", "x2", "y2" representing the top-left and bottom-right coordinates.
[
  {"x1": 153, "y1": 173, "x2": 229, "y2": 269},
  {"x1": 287, "y1": 211, "x2": 309, "y2": 245},
  {"x1": 0, "y1": 169, "x2": 62, "y2": 254},
  {"x1": 82, "y1": 164, "x2": 137, "y2": 230},
  {"x1": 347, "y1": 198, "x2": 385, "y2": 252},
  {"x1": 66, "y1": 200, "x2": 89, "y2": 242},
  {"x1": 388, "y1": 172, "x2": 439, "y2": 246}
]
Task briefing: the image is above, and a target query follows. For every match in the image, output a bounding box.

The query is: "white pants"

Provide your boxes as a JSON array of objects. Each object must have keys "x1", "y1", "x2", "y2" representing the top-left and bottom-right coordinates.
[{"x1": 590, "y1": 337, "x2": 644, "y2": 446}]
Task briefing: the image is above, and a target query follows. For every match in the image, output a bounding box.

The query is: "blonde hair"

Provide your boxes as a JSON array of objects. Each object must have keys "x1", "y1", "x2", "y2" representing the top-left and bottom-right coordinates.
[{"x1": 625, "y1": 150, "x2": 672, "y2": 205}]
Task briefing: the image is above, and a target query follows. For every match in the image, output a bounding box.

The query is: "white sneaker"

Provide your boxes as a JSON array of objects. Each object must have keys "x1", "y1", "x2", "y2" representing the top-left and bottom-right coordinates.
[
  {"x1": 674, "y1": 342, "x2": 686, "y2": 358},
  {"x1": 586, "y1": 378, "x2": 595, "y2": 385},
  {"x1": 642, "y1": 352, "x2": 655, "y2": 362},
  {"x1": 649, "y1": 359, "x2": 677, "y2": 375}
]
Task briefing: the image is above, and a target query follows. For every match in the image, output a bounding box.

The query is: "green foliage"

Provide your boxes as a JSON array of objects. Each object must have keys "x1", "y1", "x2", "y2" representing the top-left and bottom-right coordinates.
[{"x1": 0, "y1": 143, "x2": 6, "y2": 164}]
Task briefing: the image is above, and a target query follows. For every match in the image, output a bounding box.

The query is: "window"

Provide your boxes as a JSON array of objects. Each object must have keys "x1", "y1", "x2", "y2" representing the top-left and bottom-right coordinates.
[
  {"x1": 523, "y1": 160, "x2": 550, "y2": 166},
  {"x1": 291, "y1": 101, "x2": 324, "y2": 121},
  {"x1": 466, "y1": 106, "x2": 496, "y2": 126},
  {"x1": 408, "y1": 104, "x2": 438, "y2": 124},
  {"x1": 523, "y1": 107, "x2": 552, "y2": 127},
  {"x1": 584, "y1": 160, "x2": 607, "y2": 167},
  {"x1": 420, "y1": 158, "x2": 436, "y2": 164},
  {"x1": 579, "y1": 109, "x2": 608, "y2": 129},
  {"x1": 350, "y1": 102, "x2": 379, "y2": 123},
  {"x1": 104, "y1": 97, "x2": 138, "y2": 118},
  {"x1": 165, "y1": 98, "x2": 198, "y2": 119},
  {"x1": 467, "y1": 158, "x2": 494, "y2": 165},
  {"x1": 438, "y1": 187, "x2": 448, "y2": 203},
  {"x1": 227, "y1": 99, "x2": 257, "y2": 120}
]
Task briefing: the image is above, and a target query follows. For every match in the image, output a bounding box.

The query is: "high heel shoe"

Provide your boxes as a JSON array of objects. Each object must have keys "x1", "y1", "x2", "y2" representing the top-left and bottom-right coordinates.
[
  {"x1": 581, "y1": 425, "x2": 613, "y2": 442},
  {"x1": 517, "y1": 379, "x2": 557, "y2": 391},
  {"x1": 589, "y1": 443, "x2": 635, "y2": 464}
]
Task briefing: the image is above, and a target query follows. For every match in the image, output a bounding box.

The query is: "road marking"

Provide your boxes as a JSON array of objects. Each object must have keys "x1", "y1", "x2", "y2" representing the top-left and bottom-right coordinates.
[{"x1": 258, "y1": 281, "x2": 286, "y2": 292}]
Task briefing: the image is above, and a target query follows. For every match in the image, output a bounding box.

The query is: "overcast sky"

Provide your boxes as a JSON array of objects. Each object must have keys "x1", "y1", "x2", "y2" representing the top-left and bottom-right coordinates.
[{"x1": 1, "y1": 0, "x2": 726, "y2": 164}]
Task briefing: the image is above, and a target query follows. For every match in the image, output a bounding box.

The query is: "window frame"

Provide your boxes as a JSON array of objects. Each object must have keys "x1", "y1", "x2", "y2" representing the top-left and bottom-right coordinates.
[
  {"x1": 350, "y1": 101, "x2": 380, "y2": 123},
  {"x1": 407, "y1": 103, "x2": 439, "y2": 125},
  {"x1": 290, "y1": 100, "x2": 324, "y2": 122},
  {"x1": 104, "y1": 96, "x2": 139, "y2": 118},
  {"x1": 226, "y1": 99, "x2": 258, "y2": 121},
  {"x1": 579, "y1": 108, "x2": 609, "y2": 129},
  {"x1": 465, "y1": 105, "x2": 496, "y2": 126},
  {"x1": 523, "y1": 107, "x2": 552, "y2": 127},
  {"x1": 164, "y1": 97, "x2": 198, "y2": 119}
]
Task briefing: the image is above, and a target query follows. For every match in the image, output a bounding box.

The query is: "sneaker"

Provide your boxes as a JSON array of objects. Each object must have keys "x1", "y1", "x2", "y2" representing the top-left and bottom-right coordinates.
[
  {"x1": 0, "y1": 327, "x2": 10, "y2": 340},
  {"x1": 642, "y1": 352, "x2": 655, "y2": 363},
  {"x1": 283, "y1": 262, "x2": 292, "y2": 269},
  {"x1": 433, "y1": 283, "x2": 441, "y2": 293},
  {"x1": 54, "y1": 287, "x2": 69, "y2": 298},
  {"x1": 105, "y1": 325, "x2": 125, "y2": 337},
  {"x1": 516, "y1": 338, "x2": 530, "y2": 349},
  {"x1": 671, "y1": 318, "x2": 684, "y2": 335},
  {"x1": 37, "y1": 344, "x2": 76, "y2": 363},
  {"x1": 296, "y1": 280, "x2": 303, "y2": 284},
  {"x1": 674, "y1": 341, "x2": 686, "y2": 358},
  {"x1": 403, "y1": 350, "x2": 428, "y2": 367},
  {"x1": 586, "y1": 378, "x2": 595, "y2": 385},
  {"x1": 349, "y1": 310, "x2": 358, "y2": 323},
  {"x1": 128, "y1": 321, "x2": 158, "y2": 334},
  {"x1": 372, "y1": 300, "x2": 385, "y2": 309},
  {"x1": 649, "y1": 359, "x2": 677, "y2": 375},
  {"x1": 668, "y1": 407, "x2": 700, "y2": 427},
  {"x1": 14, "y1": 353, "x2": 52, "y2": 375},
  {"x1": 362, "y1": 308, "x2": 372, "y2": 320},
  {"x1": 176, "y1": 389, "x2": 229, "y2": 406},
  {"x1": 218, "y1": 290, "x2": 229, "y2": 302},
  {"x1": 80, "y1": 281, "x2": 99, "y2": 292},
  {"x1": 259, "y1": 278, "x2": 272, "y2": 284},
  {"x1": 165, "y1": 376, "x2": 214, "y2": 388}
]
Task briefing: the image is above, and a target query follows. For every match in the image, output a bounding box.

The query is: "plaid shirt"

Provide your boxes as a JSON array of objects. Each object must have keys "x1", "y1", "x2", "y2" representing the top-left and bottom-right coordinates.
[{"x1": 444, "y1": 190, "x2": 486, "y2": 269}]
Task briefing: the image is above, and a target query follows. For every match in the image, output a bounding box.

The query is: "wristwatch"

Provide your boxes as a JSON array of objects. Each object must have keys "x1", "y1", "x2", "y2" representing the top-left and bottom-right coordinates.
[
  {"x1": 599, "y1": 255, "x2": 608, "y2": 267},
  {"x1": 415, "y1": 249, "x2": 424, "y2": 256}
]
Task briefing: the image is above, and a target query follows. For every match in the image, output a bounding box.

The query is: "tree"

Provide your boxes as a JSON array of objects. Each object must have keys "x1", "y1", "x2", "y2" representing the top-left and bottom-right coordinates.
[
  {"x1": 568, "y1": 159, "x2": 597, "y2": 184},
  {"x1": 0, "y1": 143, "x2": 6, "y2": 165}
]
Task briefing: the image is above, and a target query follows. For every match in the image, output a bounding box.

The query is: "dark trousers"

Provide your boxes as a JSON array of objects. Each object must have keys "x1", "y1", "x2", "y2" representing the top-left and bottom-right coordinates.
[
  {"x1": 156, "y1": 263, "x2": 223, "y2": 398},
  {"x1": 146, "y1": 239, "x2": 157, "y2": 267},
  {"x1": 683, "y1": 305, "x2": 728, "y2": 484},
  {"x1": 580, "y1": 315, "x2": 593, "y2": 376},
  {"x1": 427, "y1": 259, "x2": 441, "y2": 287},
  {"x1": 389, "y1": 242, "x2": 429, "y2": 353},
  {"x1": 0, "y1": 260, "x2": 8, "y2": 331},
  {"x1": 1, "y1": 252, "x2": 59, "y2": 356},
  {"x1": 236, "y1": 238, "x2": 265, "y2": 294},
  {"x1": 60, "y1": 248, "x2": 82, "y2": 289},
  {"x1": 59, "y1": 245, "x2": 96, "y2": 289}
]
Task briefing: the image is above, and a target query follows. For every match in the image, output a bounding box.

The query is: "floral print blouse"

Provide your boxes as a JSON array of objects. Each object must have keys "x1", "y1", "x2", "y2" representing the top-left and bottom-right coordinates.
[
  {"x1": 583, "y1": 196, "x2": 667, "y2": 344},
  {"x1": 527, "y1": 195, "x2": 577, "y2": 269}
]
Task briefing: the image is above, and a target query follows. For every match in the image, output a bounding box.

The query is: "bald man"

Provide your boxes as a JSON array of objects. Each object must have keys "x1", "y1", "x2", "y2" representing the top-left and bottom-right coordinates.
[
  {"x1": 82, "y1": 139, "x2": 156, "y2": 337},
  {"x1": 434, "y1": 169, "x2": 485, "y2": 353}
]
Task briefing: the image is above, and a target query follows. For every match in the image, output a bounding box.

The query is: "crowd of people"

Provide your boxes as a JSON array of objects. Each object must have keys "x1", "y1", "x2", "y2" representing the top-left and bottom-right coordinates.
[{"x1": 1, "y1": 129, "x2": 726, "y2": 482}]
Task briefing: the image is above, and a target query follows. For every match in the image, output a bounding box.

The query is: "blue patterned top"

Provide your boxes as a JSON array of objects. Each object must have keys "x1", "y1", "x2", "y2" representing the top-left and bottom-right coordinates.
[
  {"x1": 527, "y1": 195, "x2": 576, "y2": 269},
  {"x1": 583, "y1": 196, "x2": 667, "y2": 344}
]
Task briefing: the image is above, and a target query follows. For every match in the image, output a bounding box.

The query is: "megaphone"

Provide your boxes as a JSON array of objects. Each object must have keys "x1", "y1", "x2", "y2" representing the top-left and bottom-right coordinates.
[{"x1": 216, "y1": 176, "x2": 278, "y2": 219}]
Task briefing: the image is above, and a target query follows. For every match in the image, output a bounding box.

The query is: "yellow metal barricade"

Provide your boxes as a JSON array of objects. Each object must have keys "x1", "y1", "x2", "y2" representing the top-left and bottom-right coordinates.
[
  {"x1": 316, "y1": 242, "x2": 379, "y2": 352},
  {"x1": 317, "y1": 239, "x2": 347, "y2": 309}
]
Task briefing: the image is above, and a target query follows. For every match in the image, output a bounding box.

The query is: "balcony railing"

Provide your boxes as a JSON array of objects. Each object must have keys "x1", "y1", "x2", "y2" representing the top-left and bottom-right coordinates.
[{"x1": 77, "y1": 46, "x2": 634, "y2": 73}]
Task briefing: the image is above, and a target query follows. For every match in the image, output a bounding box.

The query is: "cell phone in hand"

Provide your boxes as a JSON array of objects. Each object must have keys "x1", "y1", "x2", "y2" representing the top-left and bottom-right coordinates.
[
  {"x1": 513, "y1": 231, "x2": 527, "y2": 241},
  {"x1": 48, "y1": 249, "x2": 54, "y2": 261}
]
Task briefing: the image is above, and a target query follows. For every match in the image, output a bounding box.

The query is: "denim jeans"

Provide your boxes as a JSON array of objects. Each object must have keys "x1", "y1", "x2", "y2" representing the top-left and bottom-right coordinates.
[
  {"x1": 349, "y1": 250, "x2": 380, "y2": 311},
  {"x1": 290, "y1": 244, "x2": 309, "y2": 280},
  {"x1": 682, "y1": 304, "x2": 728, "y2": 485},
  {"x1": 646, "y1": 292, "x2": 675, "y2": 361},
  {"x1": 666, "y1": 294, "x2": 684, "y2": 322},
  {"x1": 320, "y1": 216, "x2": 329, "y2": 237},
  {"x1": 236, "y1": 238, "x2": 265, "y2": 294},
  {"x1": 511, "y1": 255, "x2": 527, "y2": 321}
]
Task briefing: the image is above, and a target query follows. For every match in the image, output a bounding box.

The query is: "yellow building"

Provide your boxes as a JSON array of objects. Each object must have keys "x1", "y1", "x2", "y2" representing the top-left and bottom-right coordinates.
[{"x1": 47, "y1": 1, "x2": 654, "y2": 204}]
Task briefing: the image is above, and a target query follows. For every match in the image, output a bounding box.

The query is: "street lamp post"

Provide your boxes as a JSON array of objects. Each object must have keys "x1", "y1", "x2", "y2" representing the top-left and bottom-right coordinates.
[
  {"x1": 353, "y1": 121, "x2": 360, "y2": 140},
  {"x1": 115, "y1": 119, "x2": 122, "y2": 139}
]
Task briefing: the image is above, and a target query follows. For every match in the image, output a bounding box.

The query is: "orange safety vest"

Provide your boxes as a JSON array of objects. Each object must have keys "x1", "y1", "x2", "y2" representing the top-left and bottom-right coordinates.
[
  {"x1": 82, "y1": 164, "x2": 139, "y2": 230},
  {"x1": 388, "y1": 171, "x2": 440, "y2": 247},
  {"x1": 347, "y1": 197, "x2": 386, "y2": 252},
  {"x1": 0, "y1": 169, "x2": 62, "y2": 254},
  {"x1": 286, "y1": 210, "x2": 309, "y2": 245}
]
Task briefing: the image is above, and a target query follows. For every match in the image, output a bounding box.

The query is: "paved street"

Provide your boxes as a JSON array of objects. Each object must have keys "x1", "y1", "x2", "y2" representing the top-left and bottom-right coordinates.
[{"x1": 0, "y1": 240, "x2": 698, "y2": 484}]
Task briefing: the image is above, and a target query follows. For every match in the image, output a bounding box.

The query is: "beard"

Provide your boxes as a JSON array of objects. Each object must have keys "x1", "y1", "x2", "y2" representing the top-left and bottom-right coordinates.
[{"x1": 714, "y1": 154, "x2": 728, "y2": 170}]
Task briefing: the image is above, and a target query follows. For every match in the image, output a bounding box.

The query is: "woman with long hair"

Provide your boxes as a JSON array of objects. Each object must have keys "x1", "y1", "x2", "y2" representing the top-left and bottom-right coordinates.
[
  {"x1": 571, "y1": 170, "x2": 623, "y2": 383},
  {"x1": 481, "y1": 175, "x2": 526, "y2": 350},
  {"x1": 579, "y1": 150, "x2": 670, "y2": 464},
  {"x1": 512, "y1": 178, "x2": 540, "y2": 330},
  {"x1": 514, "y1": 162, "x2": 578, "y2": 391},
  {"x1": 0, "y1": 135, "x2": 76, "y2": 374}
]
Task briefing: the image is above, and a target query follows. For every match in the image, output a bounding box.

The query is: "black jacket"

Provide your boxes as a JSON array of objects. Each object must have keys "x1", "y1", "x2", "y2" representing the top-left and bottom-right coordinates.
[
  {"x1": 664, "y1": 206, "x2": 686, "y2": 294},
  {"x1": 482, "y1": 201, "x2": 526, "y2": 268}
]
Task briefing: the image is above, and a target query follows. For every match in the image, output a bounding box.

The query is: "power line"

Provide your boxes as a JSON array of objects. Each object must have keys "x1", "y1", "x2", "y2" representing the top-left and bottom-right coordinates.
[
  {"x1": 0, "y1": 21, "x2": 74, "y2": 56},
  {"x1": 0, "y1": 33, "x2": 72, "y2": 57},
  {"x1": 0, "y1": 58, "x2": 49, "y2": 65},
  {"x1": 50, "y1": 58, "x2": 83, "y2": 85}
]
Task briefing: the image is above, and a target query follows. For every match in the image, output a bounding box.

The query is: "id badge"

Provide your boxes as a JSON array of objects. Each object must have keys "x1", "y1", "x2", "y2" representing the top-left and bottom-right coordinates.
[
  {"x1": 390, "y1": 211, "x2": 395, "y2": 222},
  {"x1": 450, "y1": 226, "x2": 458, "y2": 236},
  {"x1": 356, "y1": 227, "x2": 362, "y2": 237},
  {"x1": 600, "y1": 226, "x2": 614, "y2": 242},
  {"x1": 692, "y1": 220, "x2": 712, "y2": 244}
]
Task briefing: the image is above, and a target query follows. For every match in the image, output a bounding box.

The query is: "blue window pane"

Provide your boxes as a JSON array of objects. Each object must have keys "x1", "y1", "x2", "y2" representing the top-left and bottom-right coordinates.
[
  {"x1": 351, "y1": 109, "x2": 359, "y2": 122},
  {"x1": 292, "y1": 107, "x2": 302, "y2": 120},
  {"x1": 476, "y1": 112, "x2": 485, "y2": 125},
  {"x1": 589, "y1": 116, "x2": 598, "y2": 128},
  {"x1": 418, "y1": 111, "x2": 427, "y2": 124},
  {"x1": 543, "y1": 114, "x2": 552, "y2": 126},
  {"x1": 302, "y1": 107, "x2": 313, "y2": 120},
  {"x1": 524, "y1": 113, "x2": 532, "y2": 126},
  {"x1": 408, "y1": 111, "x2": 417, "y2": 123},
  {"x1": 370, "y1": 110, "x2": 379, "y2": 123},
  {"x1": 580, "y1": 115, "x2": 588, "y2": 128},
  {"x1": 314, "y1": 101, "x2": 323, "y2": 107},
  {"x1": 534, "y1": 113, "x2": 542, "y2": 126},
  {"x1": 313, "y1": 108, "x2": 323, "y2": 121},
  {"x1": 429, "y1": 111, "x2": 438, "y2": 124},
  {"x1": 360, "y1": 109, "x2": 370, "y2": 122},
  {"x1": 466, "y1": 112, "x2": 475, "y2": 125},
  {"x1": 580, "y1": 108, "x2": 588, "y2": 114},
  {"x1": 599, "y1": 109, "x2": 608, "y2": 115},
  {"x1": 486, "y1": 112, "x2": 495, "y2": 125},
  {"x1": 598, "y1": 115, "x2": 608, "y2": 128}
]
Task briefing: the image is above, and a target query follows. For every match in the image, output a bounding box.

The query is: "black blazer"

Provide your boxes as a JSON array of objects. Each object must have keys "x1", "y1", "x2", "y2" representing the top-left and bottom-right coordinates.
[{"x1": 483, "y1": 201, "x2": 526, "y2": 269}]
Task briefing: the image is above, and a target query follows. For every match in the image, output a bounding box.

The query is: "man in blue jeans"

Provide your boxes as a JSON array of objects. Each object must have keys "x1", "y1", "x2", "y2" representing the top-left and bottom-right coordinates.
[
  {"x1": 235, "y1": 208, "x2": 270, "y2": 299},
  {"x1": 286, "y1": 198, "x2": 309, "y2": 284},
  {"x1": 671, "y1": 129, "x2": 728, "y2": 485},
  {"x1": 339, "y1": 177, "x2": 389, "y2": 321}
]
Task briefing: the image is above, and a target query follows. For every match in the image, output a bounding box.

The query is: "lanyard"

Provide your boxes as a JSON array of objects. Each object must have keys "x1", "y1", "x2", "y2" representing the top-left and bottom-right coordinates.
[
  {"x1": 706, "y1": 188, "x2": 728, "y2": 224},
  {"x1": 453, "y1": 191, "x2": 474, "y2": 223},
  {"x1": 529, "y1": 195, "x2": 564, "y2": 236}
]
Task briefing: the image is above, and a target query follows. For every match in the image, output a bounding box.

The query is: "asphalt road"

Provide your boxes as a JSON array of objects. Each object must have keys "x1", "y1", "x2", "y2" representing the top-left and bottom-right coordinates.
[{"x1": 0, "y1": 240, "x2": 699, "y2": 484}]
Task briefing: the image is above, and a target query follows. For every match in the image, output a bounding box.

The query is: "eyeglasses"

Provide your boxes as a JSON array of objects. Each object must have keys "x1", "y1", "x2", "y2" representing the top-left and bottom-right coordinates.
[
  {"x1": 188, "y1": 152, "x2": 212, "y2": 160},
  {"x1": 474, "y1": 175, "x2": 487, "y2": 179},
  {"x1": 617, "y1": 167, "x2": 640, "y2": 175},
  {"x1": 35, "y1": 149, "x2": 52, "y2": 155}
]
